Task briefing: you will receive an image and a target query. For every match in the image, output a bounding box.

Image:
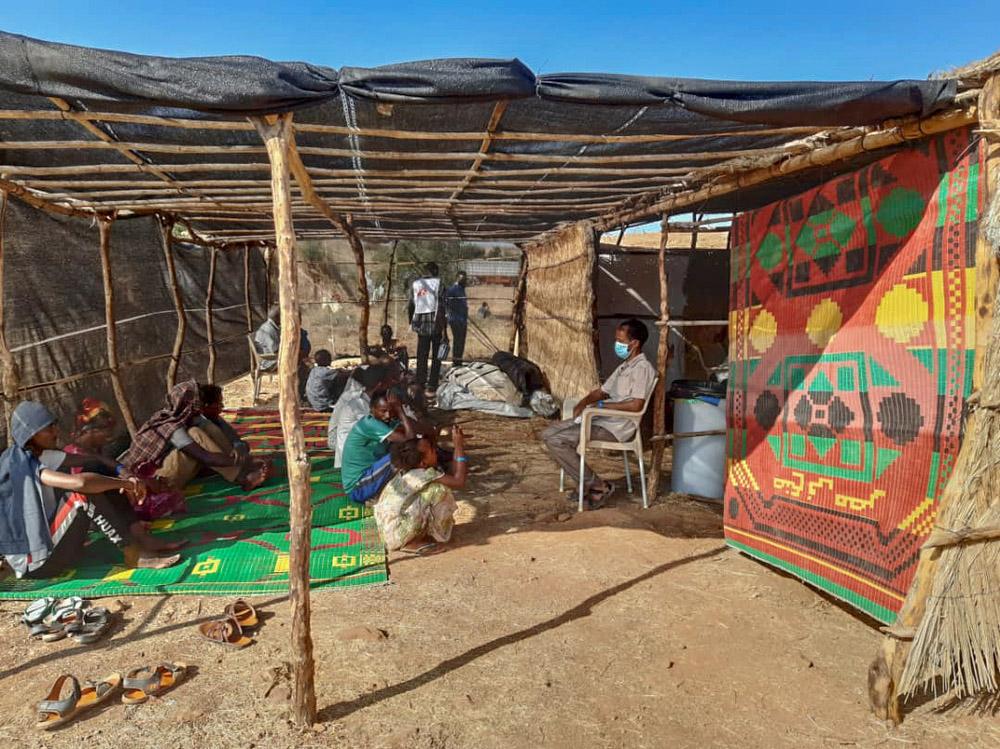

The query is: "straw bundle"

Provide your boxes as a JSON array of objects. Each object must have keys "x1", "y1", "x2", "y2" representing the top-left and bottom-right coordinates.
[
  {"x1": 899, "y1": 175, "x2": 1000, "y2": 700},
  {"x1": 521, "y1": 223, "x2": 600, "y2": 400}
]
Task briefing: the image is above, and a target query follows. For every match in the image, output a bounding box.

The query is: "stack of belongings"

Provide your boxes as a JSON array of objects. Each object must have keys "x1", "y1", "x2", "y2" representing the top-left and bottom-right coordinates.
[
  {"x1": 489, "y1": 352, "x2": 558, "y2": 417},
  {"x1": 436, "y1": 353, "x2": 558, "y2": 418},
  {"x1": 437, "y1": 361, "x2": 529, "y2": 417}
]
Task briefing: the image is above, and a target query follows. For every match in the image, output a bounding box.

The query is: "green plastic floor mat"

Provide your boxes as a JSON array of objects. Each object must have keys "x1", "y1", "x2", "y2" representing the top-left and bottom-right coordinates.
[{"x1": 0, "y1": 453, "x2": 388, "y2": 599}]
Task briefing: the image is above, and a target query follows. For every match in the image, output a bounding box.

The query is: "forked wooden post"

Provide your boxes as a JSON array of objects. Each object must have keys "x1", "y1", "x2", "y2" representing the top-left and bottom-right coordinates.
[
  {"x1": 646, "y1": 216, "x2": 672, "y2": 501},
  {"x1": 867, "y1": 74, "x2": 1000, "y2": 724},
  {"x1": 205, "y1": 246, "x2": 218, "y2": 383},
  {"x1": 251, "y1": 112, "x2": 316, "y2": 727},
  {"x1": 282, "y1": 131, "x2": 370, "y2": 358},
  {"x1": 0, "y1": 192, "x2": 21, "y2": 442},
  {"x1": 344, "y1": 218, "x2": 371, "y2": 359},
  {"x1": 97, "y1": 217, "x2": 138, "y2": 437},
  {"x1": 160, "y1": 217, "x2": 186, "y2": 389}
]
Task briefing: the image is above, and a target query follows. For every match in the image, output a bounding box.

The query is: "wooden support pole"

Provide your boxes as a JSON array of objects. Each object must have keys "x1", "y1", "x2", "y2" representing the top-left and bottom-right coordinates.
[
  {"x1": 97, "y1": 218, "x2": 138, "y2": 437},
  {"x1": 205, "y1": 246, "x2": 218, "y2": 383},
  {"x1": 263, "y1": 244, "x2": 273, "y2": 311},
  {"x1": 160, "y1": 218, "x2": 187, "y2": 390},
  {"x1": 0, "y1": 192, "x2": 21, "y2": 442},
  {"x1": 509, "y1": 250, "x2": 528, "y2": 354},
  {"x1": 382, "y1": 240, "x2": 398, "y2": 329},
  {"x1": 243, "y1": 243, "x2": 254, "y2": 335},
  {"x1": 345, "y1": 218, "x2": 371, "y2": 359},
  {"x1": 646, "y1": 216, "x2": 672, "y2": 502},
  {"x1": 867, "y1": 76, "x2": 999, "y2": 724},
  {"x1": 690, "y1": 212, "x2": 701, "y2": 250},
  {"x1": 252, "y1": 112, "x2": 316, "y2": 728}
]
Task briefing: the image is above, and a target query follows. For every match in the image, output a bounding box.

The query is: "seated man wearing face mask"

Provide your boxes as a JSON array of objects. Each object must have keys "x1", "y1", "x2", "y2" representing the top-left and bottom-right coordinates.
[{"x1": 540, "y1": 318, "x2": 656, "y2": 509}]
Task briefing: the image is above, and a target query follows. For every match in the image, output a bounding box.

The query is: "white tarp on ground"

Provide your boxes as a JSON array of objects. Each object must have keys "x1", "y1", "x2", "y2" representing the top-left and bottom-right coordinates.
[{"x1": 436, "y1": 363, "x2": 532, "y2": 418}]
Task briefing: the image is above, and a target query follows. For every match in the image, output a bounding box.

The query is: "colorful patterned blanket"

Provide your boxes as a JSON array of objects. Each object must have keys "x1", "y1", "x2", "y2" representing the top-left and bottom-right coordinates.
[
  {"x1": 725, "y1": 128, "x2": 983, "y2": 623},
  {"x1": 0, "y1": 408, "x2": 388, "y2": 599}
]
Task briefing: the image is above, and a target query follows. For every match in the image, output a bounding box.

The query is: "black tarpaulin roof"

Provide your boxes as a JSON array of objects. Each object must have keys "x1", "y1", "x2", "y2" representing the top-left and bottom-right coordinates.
[{"x1": 0, "y1": 31, "x2": 971, "y2": 245}]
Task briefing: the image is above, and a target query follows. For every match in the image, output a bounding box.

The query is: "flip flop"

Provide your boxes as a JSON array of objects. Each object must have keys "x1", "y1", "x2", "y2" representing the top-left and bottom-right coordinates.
[
  {"x1": 65, "y1": 607, "x2": 113, "y2": 645},
  {"x1": 22, "y1": 597, "x2": 57, "y2": 627},
  {"x1": 399, "y1": 540, "x2": 442, "y2": 556},
  {"x1": 36, "y1": 601, "x2": 88, "y2": 642},
  {"x1": 121, "y1": 663, "x2": 187, "y2": 705},
  {"x1": 223, "y1": 599, "x2": 258, "y2": 629},
  {"x1": 197, "y1": 615, "x2": 253, "y2": 649},
  {"x1": 35, "y1": 673, "x2": 121, "y2": 730}
]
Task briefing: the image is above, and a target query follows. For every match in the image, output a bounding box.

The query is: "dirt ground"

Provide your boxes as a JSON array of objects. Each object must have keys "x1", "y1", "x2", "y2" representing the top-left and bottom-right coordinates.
[{"x1": 1, "y1": 376, "x2": 997, "y2": 748}]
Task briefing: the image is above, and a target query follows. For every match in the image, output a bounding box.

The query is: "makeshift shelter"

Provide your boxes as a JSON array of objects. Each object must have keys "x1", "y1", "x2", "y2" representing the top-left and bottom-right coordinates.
[{"x1": 0, "y1": 31, "x2": 996, "y2": 725}]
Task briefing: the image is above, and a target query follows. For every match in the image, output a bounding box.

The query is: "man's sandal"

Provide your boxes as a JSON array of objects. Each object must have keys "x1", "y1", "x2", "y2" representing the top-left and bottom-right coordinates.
[
  {"x1": 586, "y1": 482, "x2": 616, "y2": 510},
  {"x1": 33, "y1": 599, "x2": 89, "y2": 642},
  {"x1": 65, "y1": 607, "x2": 113, "y2": 645},
  {"x1": 223, "y1": 599, "x2": 258, "y2": 629},
  {"x1": 198, "y1": 615, "x2": 253, "y2": 649},
  {"x1": 399, "y1": 540, "x2": 441, "y2": 555},
  {"x1": 35, "y1": 673, "x2": 121, "y2": 729},
  {"x1": 121, "y1": 663, "x2": 187, "y2": 705}
]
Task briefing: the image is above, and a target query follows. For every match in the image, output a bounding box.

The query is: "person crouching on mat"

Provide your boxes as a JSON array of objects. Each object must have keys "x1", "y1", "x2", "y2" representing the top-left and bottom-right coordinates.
[
  {"x1": 0, "y1": 401, "x2": 181, "y2": 579},
  {"x1": 374, "y1": 426, "x2": 467, "y2": 554},
  {"x1": 340, "y1": 389, "x2": 418, "y2": 504},
  {"x1": 123, "y1": 381, "x2": 268, "y2": 492}
]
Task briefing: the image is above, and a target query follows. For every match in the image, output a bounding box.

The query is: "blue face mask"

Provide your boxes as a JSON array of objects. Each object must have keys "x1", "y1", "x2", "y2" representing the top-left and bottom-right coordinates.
[{"x1": 614, "y1": 341, "x2": 631, "y2": 360}]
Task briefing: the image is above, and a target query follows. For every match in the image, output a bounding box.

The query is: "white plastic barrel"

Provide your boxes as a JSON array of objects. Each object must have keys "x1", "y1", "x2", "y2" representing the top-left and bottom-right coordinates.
[{"x1": 671, "y1": 397, "x2": 727, "y2": 500}]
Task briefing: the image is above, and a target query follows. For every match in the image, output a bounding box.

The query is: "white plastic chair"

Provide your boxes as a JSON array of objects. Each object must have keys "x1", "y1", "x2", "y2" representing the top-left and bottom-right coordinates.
[
  {"x1": 248, "y1": 334, "x2": 278, "y2": 405},
  {"x1": 558, "y1": 377, "x2": 658, "y2": 512}
]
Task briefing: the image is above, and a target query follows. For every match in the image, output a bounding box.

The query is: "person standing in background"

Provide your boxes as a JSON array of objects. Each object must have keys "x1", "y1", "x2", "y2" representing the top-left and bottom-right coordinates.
[
  {"x1": 444, "y1": 271, "x2": 469, "y2": 367},
  {"x1": 407, "y1": 262, "x2": 446, "y2": 398}
]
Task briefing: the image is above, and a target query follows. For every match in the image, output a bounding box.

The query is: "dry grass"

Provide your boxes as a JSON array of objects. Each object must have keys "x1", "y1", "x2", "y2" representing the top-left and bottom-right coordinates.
[
  {"x1": 522, "y1": 223, "x2": 601, "y2": 400},
  {"x1": 901, "y1": 187, "x2": 1000, "y2": 700}
]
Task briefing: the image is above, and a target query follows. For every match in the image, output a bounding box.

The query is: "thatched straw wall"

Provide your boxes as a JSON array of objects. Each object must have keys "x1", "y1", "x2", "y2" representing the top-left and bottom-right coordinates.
[
  {"x1": 522, "y1": 223, "x2": 600, "y2": 400},
  {"x1": 898, "y1": 161, "x2": 1000, "y2": 701}
]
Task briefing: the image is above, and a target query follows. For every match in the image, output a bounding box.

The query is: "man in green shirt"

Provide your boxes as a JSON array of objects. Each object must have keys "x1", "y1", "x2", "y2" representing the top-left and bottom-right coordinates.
[{"x1": 342, "y1": 390, "x2": 417, "y2": 503}]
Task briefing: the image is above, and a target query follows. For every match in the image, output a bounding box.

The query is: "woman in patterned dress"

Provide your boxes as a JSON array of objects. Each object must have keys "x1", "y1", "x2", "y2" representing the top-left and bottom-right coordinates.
[{"x1": 374, "y1": 426, "x2": 467, "y2": 554}]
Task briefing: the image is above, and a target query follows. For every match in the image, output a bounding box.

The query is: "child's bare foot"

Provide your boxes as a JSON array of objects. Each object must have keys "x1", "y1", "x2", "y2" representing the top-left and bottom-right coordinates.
[
  {"x1": 124, "y1": 545, "x2": 181, "y2": 569},
  {"x1": 240, "y1": 467, "x2": 267, "y2": 491},
  {"x1": 134, "y1": 553, "x2": 181, "y2": 570}
]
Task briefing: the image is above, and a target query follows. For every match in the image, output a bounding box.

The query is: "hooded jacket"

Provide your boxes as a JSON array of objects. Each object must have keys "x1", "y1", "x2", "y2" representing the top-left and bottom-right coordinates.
[{"x1": 0, "y1": 401, "x2": 57, "y2": 576}]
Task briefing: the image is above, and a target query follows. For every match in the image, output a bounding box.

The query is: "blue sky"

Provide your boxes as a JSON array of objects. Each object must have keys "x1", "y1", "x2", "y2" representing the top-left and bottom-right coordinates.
[{"x1": 2, "y1": 0, "x2": 997, "y2": 80}]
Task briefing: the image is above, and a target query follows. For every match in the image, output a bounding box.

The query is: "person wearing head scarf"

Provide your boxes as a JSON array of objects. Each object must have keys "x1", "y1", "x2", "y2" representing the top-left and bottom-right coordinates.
[
  {"x1": 123, "y1": 381, "x2": 267, "y2": 491},
  {"x1": 62, "y1": 398, "x2": 121, "y2": 476},
  {"x1": 0, "y1": 401, "x2": 180, "y2": 578}
]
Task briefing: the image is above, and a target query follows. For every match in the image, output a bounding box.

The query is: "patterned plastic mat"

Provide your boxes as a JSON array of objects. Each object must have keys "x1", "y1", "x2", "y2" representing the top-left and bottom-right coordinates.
[{"x1": 0, "y1": 409, "x2": 387, "y2": 599}]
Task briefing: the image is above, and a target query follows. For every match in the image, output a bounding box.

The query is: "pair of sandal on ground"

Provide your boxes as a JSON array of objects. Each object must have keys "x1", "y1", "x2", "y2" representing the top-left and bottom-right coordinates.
[
  {"x1": 22, "y1": 596, "x2": 113, "y2": 644},
  {"x1": 197, "y1": 599, "x2": 259, "y2": 648},
  {"x1": 568, "y1": 479, "x2": 616, "y2": 510},
  {"x1": 35, "y1": 663, "x2": 187, "y2": 729}
]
